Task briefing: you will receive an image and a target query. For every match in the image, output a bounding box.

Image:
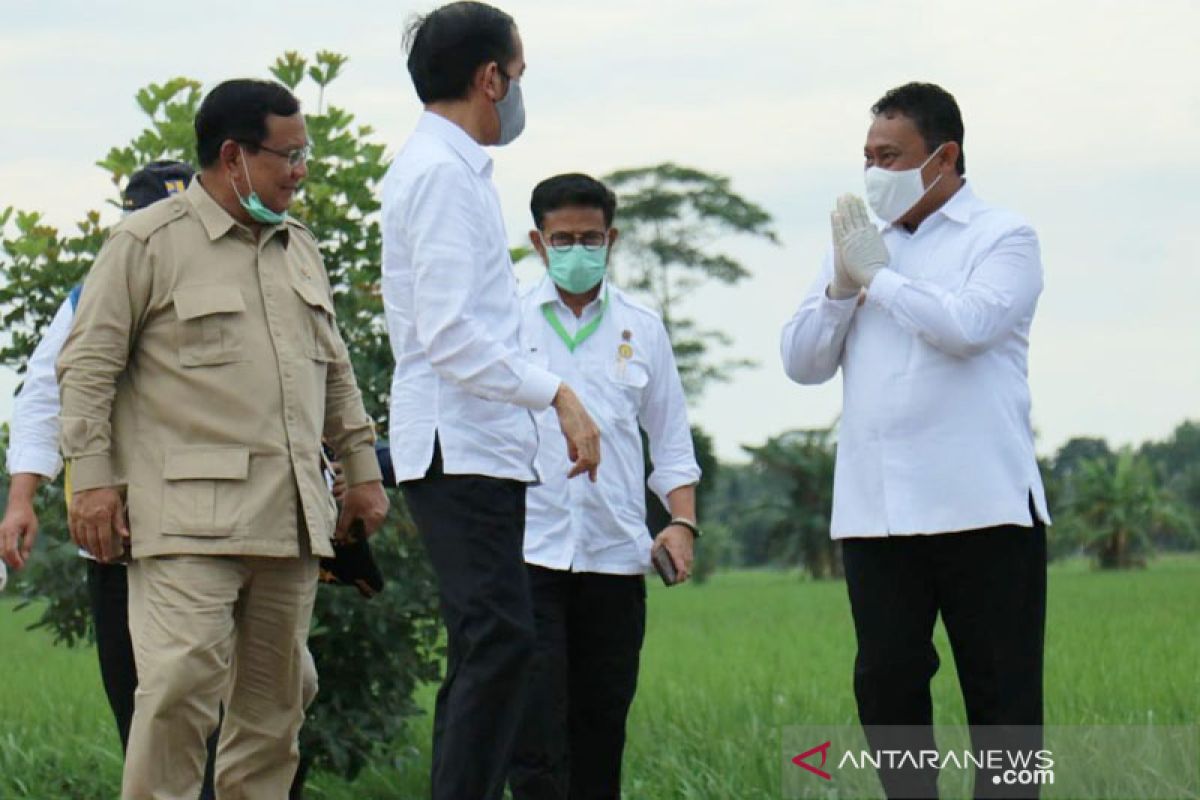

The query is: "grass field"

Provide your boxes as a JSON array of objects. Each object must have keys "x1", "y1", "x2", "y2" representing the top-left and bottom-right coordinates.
[{"x1": 2, "y1": 556, "x2": 1198, "y2": 798}]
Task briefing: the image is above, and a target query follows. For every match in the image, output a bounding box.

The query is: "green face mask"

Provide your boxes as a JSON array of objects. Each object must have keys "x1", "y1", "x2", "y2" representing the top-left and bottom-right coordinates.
[
  {"x1": 547, "y1": 244, "x2": 607, "y2": 294},
  {"x1": 231, "y1": 147, "x2": 288, "y2": 225}
]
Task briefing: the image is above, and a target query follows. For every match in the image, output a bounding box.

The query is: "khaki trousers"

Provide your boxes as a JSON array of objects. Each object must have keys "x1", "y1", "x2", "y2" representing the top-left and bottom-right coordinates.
[{"x1": 122, "y1": 553, "x2": 319, "y2": 800}]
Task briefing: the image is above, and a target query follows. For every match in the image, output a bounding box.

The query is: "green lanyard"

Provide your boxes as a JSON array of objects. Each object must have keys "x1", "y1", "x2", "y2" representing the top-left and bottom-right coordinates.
[{"x1": 541, "y1": 288, "x2": 609, "y2": 353}]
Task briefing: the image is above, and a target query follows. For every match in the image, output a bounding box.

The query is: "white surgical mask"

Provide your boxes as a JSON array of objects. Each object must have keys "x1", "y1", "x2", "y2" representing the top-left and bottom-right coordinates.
[{"x1": 864, "y1": 144, "x2": 945, "y2": 223}]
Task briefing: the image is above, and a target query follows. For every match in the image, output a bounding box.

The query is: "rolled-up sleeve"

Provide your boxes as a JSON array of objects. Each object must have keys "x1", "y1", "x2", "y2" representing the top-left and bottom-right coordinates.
[
  {"x1": 639, "y1": 325, "x2": 701, "y2": 512},
  {"x1": 404, "y1": 162, "x2": 561, "y2": 410},
  {"x1": 6, "y1": 297, "x2": 74, "y2": 479},
  {"x1": 56, "y1": 232, "x2": 150, "y2": 491}
]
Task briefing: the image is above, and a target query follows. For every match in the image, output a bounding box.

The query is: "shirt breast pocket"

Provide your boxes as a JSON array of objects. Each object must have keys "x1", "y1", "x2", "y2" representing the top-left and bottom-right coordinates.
[
  {"x1": 603, "y1": 359, "x2": 649, "y2": 420},
  {"x1": 173, "y1": 285, "x2": 246, "y2": 367},
  {"x1": 289, "y1": 272, "x2": 341, "y2": 363}
]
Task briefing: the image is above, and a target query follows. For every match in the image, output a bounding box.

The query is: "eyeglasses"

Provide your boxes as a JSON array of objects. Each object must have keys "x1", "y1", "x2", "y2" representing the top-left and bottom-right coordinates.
[
  {"x1": 241, "y1": 141, "x2": 312, "y2": 168},
  {"x1": 544, "y1": 230, "x2": 608, "y2": 252}
]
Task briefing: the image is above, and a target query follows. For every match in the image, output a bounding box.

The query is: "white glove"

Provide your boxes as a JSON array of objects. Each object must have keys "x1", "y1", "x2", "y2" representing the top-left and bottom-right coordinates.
[
  {"x1": 833, "y1": 194, "x2": 889, "y2": 287},
  {"x1": 827, "y1": 211, "x2": 860, "y2": 300}
]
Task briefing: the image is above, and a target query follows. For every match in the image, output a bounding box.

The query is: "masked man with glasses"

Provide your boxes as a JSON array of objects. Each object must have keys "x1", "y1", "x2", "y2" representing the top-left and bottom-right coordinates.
[
  {"x1": 781, "y1": 82, "x2": 1049, "y2": 799},
  {"x1": 382, "y1": 4, "x2": 602, "y2": 798},
  {"x1": 507, "y1": 173, "x2": 701, "y2": 800},
  {"x1": 3, "y1": 160, "x2": 320, "y2": 799},
  {"x1": 58, "y1": 78, "x2": 388, "y2": 799}
]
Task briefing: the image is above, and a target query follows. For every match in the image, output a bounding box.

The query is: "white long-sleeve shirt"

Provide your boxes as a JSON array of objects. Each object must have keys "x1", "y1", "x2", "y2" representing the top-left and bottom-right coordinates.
[
  {"x1": 381, "y1": 112, "x2": 562, "y2": 483},
  {"x1": 781, "y1": 181, "x2": 1050, "y2": 539},
  {"x1": 6, "y1": 295, "x2": 97, "y2": 563},
  {"x1": 6, "y1": 297, "x2": 73, "y2": 479},
  {"x1": 520, "y1": 277, "x2": 700, "y2": 574}
]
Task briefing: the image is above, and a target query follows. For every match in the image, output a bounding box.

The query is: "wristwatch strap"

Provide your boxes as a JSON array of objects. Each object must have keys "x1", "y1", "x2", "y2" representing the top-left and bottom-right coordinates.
[{"x1": 669, "y1": 517, "x2": 701, "y2": 539}]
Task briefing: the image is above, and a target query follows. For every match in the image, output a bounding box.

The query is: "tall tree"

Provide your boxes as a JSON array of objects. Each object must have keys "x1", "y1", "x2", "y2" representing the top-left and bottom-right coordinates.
[
  {"x1": 1139, "y1": 420, "x2": 1200, "y2": 479},
  {"x1": 1061, "y1": 450, "x2": 1193, "y2": 569},
  {"x1": 741, "y1": 427, "x2": 840, "y2": 579},
  {"x1": 704, "y1": 461, "x2": 779, "y2": 567},
  {"x1": 0, "y1": 52, "x2": 441, "y2": 784},
  {"x1": 1138, "y1": 420, "x2": 1200, "y2": 551},
  {"x1": 1051, "y1": 436, "x2": 1115, "y2": 482},
  {"x1": 602, "y1": 163, "x2": 777, "y2": 398}
]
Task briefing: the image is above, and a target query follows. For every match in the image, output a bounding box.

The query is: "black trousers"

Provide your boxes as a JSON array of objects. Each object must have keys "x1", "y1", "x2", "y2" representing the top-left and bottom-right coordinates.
[
  {"x1": 401, "y1": 445, "x2": 535, "y2": 800},
  {"x1": 509, "y1": 566, "x2": 647, "y2": 800},
  {"x1": 86, "y1": 559, "x2": 138, "y2": 752},
  {"x1": 841, "y1": 515, "x2": 1047, "y2": 800}
]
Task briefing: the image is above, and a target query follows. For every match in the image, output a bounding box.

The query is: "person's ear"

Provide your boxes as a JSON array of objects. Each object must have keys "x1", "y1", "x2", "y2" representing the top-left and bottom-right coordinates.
[
  {"x1": 219, "y1": 140, "x2": 247, "y2": 174},
  {"x1": 530, "y1": 229, "x2": 549, "y2": 266},
  {"x1": 220, "y1": 140, "x2": 248, "y2": 191},
  {"x1": 938, "y1": 141, "x2": 960, "y2": 174},
  {"x1": 607, "y1": 227, "x2": 619, "y2": 249},
  {"x1": 477, "y1": 61, "x2": 503, "y2": 102}
]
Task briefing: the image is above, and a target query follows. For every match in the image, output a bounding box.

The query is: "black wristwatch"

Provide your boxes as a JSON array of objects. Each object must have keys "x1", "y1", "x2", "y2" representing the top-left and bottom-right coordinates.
[{"x1": 669, "y1": 517, "x2": 701, "y2": 539}]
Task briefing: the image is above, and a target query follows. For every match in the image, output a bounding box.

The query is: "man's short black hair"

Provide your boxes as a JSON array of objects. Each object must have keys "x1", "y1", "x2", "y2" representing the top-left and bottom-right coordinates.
[
  {"x1": 872, "y1": 82, "x2": 966, "y2": 175},
  {"x1": 404, "y1": 2, "x2": 518, "y2": 104},
  {"x1": 194, "y1": 79, "x2": 301, "y2": 168},
  {"x1": 530, "y1": 173, "x2": 617, "y2": 229}
]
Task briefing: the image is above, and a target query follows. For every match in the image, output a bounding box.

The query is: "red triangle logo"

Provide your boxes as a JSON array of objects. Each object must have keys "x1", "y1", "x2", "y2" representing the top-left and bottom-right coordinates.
[{"x1": 792, "y1": 741, "x2": 833, "y2": 780}]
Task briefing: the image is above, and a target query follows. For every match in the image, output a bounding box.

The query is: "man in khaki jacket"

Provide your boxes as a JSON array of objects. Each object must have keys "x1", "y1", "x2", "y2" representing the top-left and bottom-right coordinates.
[{"x1": 57, "y1": 78, "x2": 388, "y2": 800}]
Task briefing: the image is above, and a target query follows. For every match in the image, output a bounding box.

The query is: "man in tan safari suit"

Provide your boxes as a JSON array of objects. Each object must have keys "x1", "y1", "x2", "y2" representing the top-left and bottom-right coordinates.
[{"x1": 57, "y1": 78, "x2": 389, "y2": 800}]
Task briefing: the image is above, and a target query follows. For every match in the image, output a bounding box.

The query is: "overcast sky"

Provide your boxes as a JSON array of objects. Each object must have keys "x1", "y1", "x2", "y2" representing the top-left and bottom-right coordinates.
[{"x1": 2, "y1": 0, "x2": 1198, "y2": 462}]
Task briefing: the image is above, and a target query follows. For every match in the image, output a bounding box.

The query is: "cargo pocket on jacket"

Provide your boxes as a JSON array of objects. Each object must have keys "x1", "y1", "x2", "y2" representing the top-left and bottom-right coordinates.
[
  {"x1": 161, "y1": 446, "x2": 250, "y2": 537},
  {"x1": 289, "y1": 272, "x2": 341, "y2": 363},
  {"x1": 173, "y1": 285, "x2": 246, "y2": 367}
]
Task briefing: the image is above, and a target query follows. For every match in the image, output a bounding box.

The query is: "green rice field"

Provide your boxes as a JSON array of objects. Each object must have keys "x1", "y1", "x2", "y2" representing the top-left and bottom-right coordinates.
[{"x1": 2, "y1": 556, "x2": 1197, "y2": 798}]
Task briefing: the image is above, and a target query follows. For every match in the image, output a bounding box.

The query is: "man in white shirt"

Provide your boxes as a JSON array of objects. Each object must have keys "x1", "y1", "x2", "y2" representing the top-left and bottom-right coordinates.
[
  {"x1": 780, "y1": 82, "x2": 1049, "y2": 799},
  {"x1": 507, "y1": 174, "x2": 701, "y2": 799},
  {"x1": 382, "y1": 5, "x2": 600, "y2": 799}
]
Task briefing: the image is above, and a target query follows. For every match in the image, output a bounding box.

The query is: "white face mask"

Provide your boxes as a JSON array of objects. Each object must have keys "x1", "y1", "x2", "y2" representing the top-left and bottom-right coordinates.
[{"x1": 863, "y1": 144, "x2": 945, "y2": 223}]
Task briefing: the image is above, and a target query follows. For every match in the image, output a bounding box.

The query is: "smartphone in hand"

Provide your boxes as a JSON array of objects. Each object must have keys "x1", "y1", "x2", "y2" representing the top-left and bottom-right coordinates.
[{"x1": 652, "y1": 545, "x2": 680, "y2": 587}]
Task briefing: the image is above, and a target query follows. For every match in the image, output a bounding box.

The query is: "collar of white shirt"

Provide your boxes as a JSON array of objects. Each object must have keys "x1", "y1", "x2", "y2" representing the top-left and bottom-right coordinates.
[
  {"x1": 415, "y1": 111, "x2": 493, "y2": 177},
  {"x1": 533, "y1": 275, "x2": 609, "y2": 318},
  {"x1": 884, "y1": 178, "x2": 979, "y2": 233}
]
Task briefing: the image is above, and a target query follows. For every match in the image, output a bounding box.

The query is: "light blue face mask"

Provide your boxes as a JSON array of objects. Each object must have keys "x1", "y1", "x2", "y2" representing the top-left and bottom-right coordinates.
[
  {"x1": 231, "y1": 147, "x2": 288, "y2": 225},
  {"x1": 547, "y1": 244, "x2": 607, "y2": 294}
]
